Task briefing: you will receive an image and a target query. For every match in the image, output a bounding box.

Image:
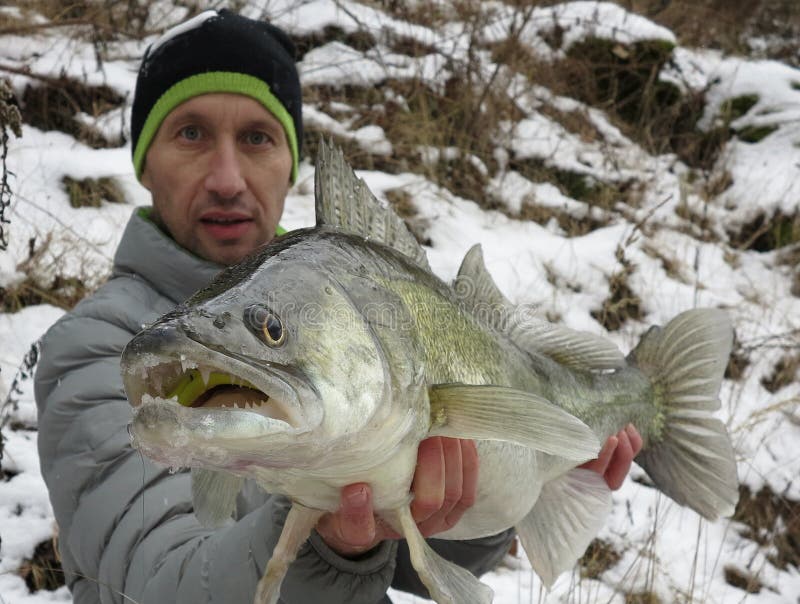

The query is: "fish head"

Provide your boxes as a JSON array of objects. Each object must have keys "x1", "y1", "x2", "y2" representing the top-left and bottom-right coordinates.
[{"x1": 122, "y1": 248, "x2": 393, "y2": 474}]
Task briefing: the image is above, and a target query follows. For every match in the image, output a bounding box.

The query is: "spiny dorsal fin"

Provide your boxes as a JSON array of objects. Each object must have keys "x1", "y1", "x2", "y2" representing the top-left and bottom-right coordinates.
[
  {"x1": 315, "y1": 138, "x2": 431, "y2": 271},
  {"x1": 454, "y1": 244, "x2": 625, "y2": 371}
]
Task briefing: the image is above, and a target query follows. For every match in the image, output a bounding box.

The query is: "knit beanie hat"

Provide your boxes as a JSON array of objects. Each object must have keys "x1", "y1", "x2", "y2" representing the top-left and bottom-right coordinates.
[{"x1": 131, "y1": 9, "x2": 302, "y2": 183}]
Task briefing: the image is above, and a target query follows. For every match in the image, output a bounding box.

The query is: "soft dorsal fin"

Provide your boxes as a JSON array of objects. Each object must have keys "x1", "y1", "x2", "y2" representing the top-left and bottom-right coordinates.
[
  {"x1": 455, "y1": 244, "x2": 624, "y2": 371},
  {"x1": 454, "y1": 244, "x2": 512, "y2": 315},
  {"x1": 315, "y1": 138, "x2": 431, "y2": 271},
  {"x1": 508, "y1": 318, "x2": 626, "y2": 371}
]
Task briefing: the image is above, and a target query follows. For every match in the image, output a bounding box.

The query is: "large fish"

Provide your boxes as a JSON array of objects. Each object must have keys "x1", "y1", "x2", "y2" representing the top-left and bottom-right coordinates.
[{"x1": 121, "y1": 140, "x2": 739, "y2": 604}]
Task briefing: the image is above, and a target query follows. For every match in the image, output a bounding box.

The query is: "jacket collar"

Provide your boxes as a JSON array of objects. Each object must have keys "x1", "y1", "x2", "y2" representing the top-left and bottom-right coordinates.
[{"x1": 113, "y1": 207, "x2": 223, "y2": 304}]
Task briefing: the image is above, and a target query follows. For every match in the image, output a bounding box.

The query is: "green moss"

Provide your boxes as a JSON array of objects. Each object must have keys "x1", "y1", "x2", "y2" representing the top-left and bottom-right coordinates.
[
  {"x1": 509, "y1": 157, "x2": 623, "y2": 209},
  {"x1": 736, "y1": 124, "x2": 778, "y2": 143},
  {"x1": 792, "y1": 81, "x2": 800, "y2": 91},
  {"x1": 773, "y1": 214, "x2": 800, "y2": 248},
  {"x1": 720, "y1": 94, "x2": 760, "y2": 120},
  {"x1": 729, "y1": 211, "x2": 800, "y2": 251}
]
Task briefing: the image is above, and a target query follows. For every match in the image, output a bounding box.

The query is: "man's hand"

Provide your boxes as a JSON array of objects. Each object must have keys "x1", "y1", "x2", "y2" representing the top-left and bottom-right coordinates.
[
  {"x1": 316, "y1": 437, "x2": 477, "y2": 557},
  {"x1": 580, "y1": 424, "x2": 643, "y2": 490},
  {"x1": 316, "y1": 425, "x2": 643, "y2": 557}
]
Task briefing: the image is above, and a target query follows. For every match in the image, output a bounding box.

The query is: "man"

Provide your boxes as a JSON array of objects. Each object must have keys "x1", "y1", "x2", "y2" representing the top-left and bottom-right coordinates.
[{"x1": 35, "y1": 9, "x2": 642, "y2": 603}]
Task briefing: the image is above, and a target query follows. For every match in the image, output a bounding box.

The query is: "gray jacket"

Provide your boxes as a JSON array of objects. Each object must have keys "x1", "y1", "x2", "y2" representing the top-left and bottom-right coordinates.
[{"x1": 35, "y1": 208, "x2": 514, "y2": 604}]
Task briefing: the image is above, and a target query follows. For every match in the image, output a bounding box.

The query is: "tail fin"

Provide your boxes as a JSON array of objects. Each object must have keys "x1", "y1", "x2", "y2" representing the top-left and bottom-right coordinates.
[{"x1": 629, "y1": 308, "x2": 738, "y2": 519}]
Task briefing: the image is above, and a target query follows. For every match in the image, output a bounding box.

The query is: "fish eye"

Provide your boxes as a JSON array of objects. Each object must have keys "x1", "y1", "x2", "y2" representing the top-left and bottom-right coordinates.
[
  {"x1": 244, "y1": 305, "x2": 286, "y2": 347},
  {"x1": 263, "y1": 314, "x2": 284, "y2": 346}
]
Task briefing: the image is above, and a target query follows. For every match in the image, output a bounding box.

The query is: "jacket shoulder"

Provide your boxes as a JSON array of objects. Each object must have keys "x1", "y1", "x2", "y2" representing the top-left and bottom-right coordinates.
[{"x1": 35, "y1": 274, "x2": 174, "y2": 405}]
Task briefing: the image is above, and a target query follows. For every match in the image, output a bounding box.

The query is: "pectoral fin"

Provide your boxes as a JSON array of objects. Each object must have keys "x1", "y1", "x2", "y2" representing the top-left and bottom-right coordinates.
[
  {"x1": 254, "y1": 503, "x2": 325, "y2": 604},
  {"x1": 516, "y1": 468, "x2": 611, "y2": 588},
  {"x1": 191, "y1": 469, "x2": 243, "y2": 528},
  {"x1": 386, "y1": 505, "x2": 493, "y2": 604},
  {"x1": 428, "y1": 384, "x2": 601, "y2": 461}
]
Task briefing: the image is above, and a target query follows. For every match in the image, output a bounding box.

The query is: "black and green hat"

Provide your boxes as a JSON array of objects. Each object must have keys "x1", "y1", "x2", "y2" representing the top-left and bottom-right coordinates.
[{"x1": 131, "y1": 9, "x2": 302, "y2": 183}]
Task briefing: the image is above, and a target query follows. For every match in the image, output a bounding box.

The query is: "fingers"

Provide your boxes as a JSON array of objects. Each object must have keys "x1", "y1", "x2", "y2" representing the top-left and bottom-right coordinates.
[
  {"x1": 445, "y1": 439, "x2": 478, "y2": 528},
  {"x1": 338, "y1": 484, "x2": 377, "y2": 548},
  {"x1": 316, "y1": 483, "x2": 378, "y2": 556},
  {"x1": 580, "y1": 424, "x2": 644, "y2": 491},
  {"x1": 603, "y1": 427, "x2": 634, "y2": 490},
  {"x1": 410, "y1": 437, "x2": 446, "y2": 526},
  {"x1": 579, "y1": 435, "x2": 617, "y2": 476},
  {"x1": 415, "y1": 437, "x2": 461, "y2": 535},
  {"x1": 627, "y1": 423, "x2": 643, "y2": 456},
  {"x1": 319, "y1": 436, "x2": 483, "y2": 554},
  {"x1": 412, "y1": 437, "x2": 479, "y2": 537}
]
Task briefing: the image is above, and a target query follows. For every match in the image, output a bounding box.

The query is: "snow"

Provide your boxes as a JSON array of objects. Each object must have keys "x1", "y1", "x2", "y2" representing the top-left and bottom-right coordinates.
[{"x1": 2, "y1": 1, "x2": 799, "y2": 603}]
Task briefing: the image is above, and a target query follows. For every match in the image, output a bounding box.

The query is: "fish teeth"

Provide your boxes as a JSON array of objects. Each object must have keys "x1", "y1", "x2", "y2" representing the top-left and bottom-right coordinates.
[
  {"x1": 180, "y1": 355, "x2": 196, "y2": 373},
  {"x1": 199, "y1": 366, "x2": 211, "y2": 387}
]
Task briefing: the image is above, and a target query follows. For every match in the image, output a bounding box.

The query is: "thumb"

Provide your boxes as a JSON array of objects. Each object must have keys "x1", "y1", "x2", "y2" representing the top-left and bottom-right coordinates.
[{"x1": 316, "y1": 483, "x2": 377, "y2": 556}]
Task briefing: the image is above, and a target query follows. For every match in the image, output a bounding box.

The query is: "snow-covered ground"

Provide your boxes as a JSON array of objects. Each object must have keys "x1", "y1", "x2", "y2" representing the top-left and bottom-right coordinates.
[{"x1": 1, "y1": 1, "x2": 799, "y2": 603}]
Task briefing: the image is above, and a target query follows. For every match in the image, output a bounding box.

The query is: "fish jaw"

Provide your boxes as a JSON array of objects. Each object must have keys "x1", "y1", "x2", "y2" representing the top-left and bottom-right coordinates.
[
  {"x1": 121, "y1": 323, "x2": 323, "y2": 471},
  {"x1": 130, "y1": 397, "x2": 310, "y2": 471}
]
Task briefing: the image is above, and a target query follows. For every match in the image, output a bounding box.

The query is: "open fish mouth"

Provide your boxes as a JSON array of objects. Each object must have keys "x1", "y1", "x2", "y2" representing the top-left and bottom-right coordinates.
[
  {"x1": 147, "y1": 362, "x2": 296, "y2": 425},
  {"x1": 124, "y1": 347, "x2": 323, "y2": 469},
  {"x1": 123, "y1": 340, "x2": 320, "y2": 432}
]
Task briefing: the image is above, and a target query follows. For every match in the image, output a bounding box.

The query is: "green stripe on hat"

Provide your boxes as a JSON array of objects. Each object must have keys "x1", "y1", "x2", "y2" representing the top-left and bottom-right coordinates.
[{"x1": 133, "y1": 71, "x2": 299, "y2": 183}]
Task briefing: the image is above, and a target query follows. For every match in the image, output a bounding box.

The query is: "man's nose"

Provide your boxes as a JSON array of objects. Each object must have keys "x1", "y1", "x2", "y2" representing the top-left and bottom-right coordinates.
[{"x1": 204, "y1": 139, "x2": 246, "y2": 199}]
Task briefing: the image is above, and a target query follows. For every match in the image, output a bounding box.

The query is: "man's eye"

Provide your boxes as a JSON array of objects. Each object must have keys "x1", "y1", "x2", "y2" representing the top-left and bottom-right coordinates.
[
  {"x1": 179, "y1": 126, "x2": 201, "y2": 141},
  {"x1": 245, "y1": 131, "x2": 270, "y2": 146}
]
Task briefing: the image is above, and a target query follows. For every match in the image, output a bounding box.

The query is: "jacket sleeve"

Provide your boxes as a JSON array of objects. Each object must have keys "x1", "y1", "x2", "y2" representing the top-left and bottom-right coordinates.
[{"x1": 34, "y1": 287, "x2": 398, "y2": 604}]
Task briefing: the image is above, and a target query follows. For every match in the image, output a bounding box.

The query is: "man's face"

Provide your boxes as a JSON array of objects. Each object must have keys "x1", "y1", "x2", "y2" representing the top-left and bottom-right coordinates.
[{"x1": 141, "y1": 93, "x2": 293, "y2": 266}]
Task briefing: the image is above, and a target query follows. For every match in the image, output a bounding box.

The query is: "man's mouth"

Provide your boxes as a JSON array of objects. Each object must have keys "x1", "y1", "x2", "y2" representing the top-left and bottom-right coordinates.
[{"x1": 199, "y1": 213, "x2": 254, "y2": 239}]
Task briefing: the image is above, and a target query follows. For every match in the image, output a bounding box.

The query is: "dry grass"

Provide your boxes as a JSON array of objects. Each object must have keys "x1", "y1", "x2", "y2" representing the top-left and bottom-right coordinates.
[
  {"x1": 640, "y1": 242, "x2": 691, "y2": 285},
  {"x1": 611, "y1": 0, "x2": 800, "y2": 66},
  {"x1": 733, "y1": 484, "x2": 800, "y2": 573},
  {"x1": 0, "y1": 233, "x2": 104, "y2": 312},
  {"x1": 293, "y1": 24, "x2": 377, "y2": 59},
  {"x1": 761, "y1": 353, "x2": 800, "y2": 394},
  {"x1": 18, "y1": 72, "x2": 126, "y2": 148},
  {"x1": 18, "y1": 534, "x2": 65, "y2": 592},
  {"x1": 591, "y1": 247, "x2": 644, "y2": 331},
  {"x1": 777, "y1": 244, "x2": 800, "y2": 298},
  {"x1": 725, "y1": 342, "x2": 751, "y2": 381},
  {"x1": 624, "y1": 593, "x2": 662, "y2": 604},
  {"x1": 728, "y1": 210, "x2": 800, "y2": 252},
  {"x1": 579, "y1": 538, "x2": 622, "y2": 579},
  {"x1": 62, "y1": 175, "x2": 125, "y2": 208},
  {"x1": 519, "y1": 202, "x2": 610, "y2": 237},
  {"x1": 2, "y1": 1, "x2": 158, "y2": 40},
  {"x1": 723, "y1": 565, "x2": 764, "y2": 594},
  {"x1": 384, "y1": 188, "x2": 432, "y2": 246},
  {"x1": 497, "y1": 30, "x2": 723, "y2": 167}
]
